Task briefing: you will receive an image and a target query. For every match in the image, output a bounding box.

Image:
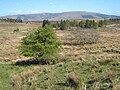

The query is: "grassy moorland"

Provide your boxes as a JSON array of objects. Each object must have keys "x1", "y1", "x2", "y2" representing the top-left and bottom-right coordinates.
[{"x1": 0, "y1": 21, "x2": 120, "y2": 90}]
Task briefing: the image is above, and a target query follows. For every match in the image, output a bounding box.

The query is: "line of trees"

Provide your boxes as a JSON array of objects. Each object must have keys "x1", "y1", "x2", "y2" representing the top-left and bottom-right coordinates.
[
  {"x1": 0, "y1": 18, "x2": 23, "y2": 23},
  {"x1": 52, "y1": 18, "x2": 120, "y2": 30}
]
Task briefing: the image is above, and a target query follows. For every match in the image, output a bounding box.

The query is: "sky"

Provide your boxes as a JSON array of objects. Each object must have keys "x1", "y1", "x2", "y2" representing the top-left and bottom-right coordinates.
[{"x1": 0, "y1": 0, "x2": 120, "y2": 16}]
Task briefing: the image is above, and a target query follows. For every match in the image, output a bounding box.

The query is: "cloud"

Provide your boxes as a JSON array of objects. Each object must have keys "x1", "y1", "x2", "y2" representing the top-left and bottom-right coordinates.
[
  {"x1": 49, "y1": 2, "x2": 54, "y2": 5},
  {"x1": 9, "y1": 10, "x2": 23, "y2": 13},
  {"x1": 9, "y1": 10, "x2": 27, "y2": 15},
  {"x1": 31, "y1": 10, "x2": 39, "y2": 13},
  {"x1": 115, "y1": 11, "x2": 120, "y2": 13},
  {"x1": 9, "y1": 10, "x2": 40, "y2": 15}
]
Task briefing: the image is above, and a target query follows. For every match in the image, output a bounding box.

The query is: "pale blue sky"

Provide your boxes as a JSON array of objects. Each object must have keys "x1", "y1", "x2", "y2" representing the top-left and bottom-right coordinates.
[{"x1": 0, "y1": 0, "x2": 120, "y2": 16}]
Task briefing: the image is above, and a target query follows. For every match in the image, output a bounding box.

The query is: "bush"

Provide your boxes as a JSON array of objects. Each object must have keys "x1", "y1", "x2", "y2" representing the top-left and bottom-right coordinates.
[
  {"x1": 63, "y1": 29, "x2": 100, "y2": 45},
  {"x1": 20, "y1": 25, "x2": 61, "y2": 63},
  {"x1": 42, "y1": 19, "x2": 50, "y2": 27}
]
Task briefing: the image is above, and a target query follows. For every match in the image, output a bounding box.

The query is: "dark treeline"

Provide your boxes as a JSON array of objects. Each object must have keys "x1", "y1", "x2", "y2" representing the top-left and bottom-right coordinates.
[
  {"x1": 0, "y1": 18, "x2": 23, "y2": 23},
  {"x1": 51, "y1": 18, "x2": 120, "y2": 30}
]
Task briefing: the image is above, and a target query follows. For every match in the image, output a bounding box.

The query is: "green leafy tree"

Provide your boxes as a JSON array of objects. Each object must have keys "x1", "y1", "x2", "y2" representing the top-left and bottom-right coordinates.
[{"x1": 20, "y1": 25, "x2": 61, "y2": 63}]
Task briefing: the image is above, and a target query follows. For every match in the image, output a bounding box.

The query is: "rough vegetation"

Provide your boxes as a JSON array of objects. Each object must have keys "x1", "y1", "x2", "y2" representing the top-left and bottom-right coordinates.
[
  {"x1": 62, "y1": 29, "x2": 100, "y2": 45},
  {"x1": 0, "y1": 19, "x2": 120, "y2": 90}
]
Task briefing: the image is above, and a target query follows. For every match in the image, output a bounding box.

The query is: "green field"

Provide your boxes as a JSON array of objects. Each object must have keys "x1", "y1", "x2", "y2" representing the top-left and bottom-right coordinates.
[{"x1": 0, "y1": 58, "x2": 120, "y2": 90}]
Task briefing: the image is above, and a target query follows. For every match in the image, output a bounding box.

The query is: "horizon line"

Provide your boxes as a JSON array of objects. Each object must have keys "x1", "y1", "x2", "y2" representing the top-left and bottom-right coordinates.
[{"x1": 0, "y1": 10, "x2": 120, "y2": 17}]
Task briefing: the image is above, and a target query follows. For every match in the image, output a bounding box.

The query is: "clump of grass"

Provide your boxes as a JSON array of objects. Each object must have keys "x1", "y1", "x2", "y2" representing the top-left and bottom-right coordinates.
[
  {"x1": 63, "y1": 29, "x2": 100, "y2": 45},
  {"x1": 0, "y1": 64, "x2": 32, "y2": 90},
  {"x1": 66, "y1": 71, "x2": 83, "y2": 90},
  {"x1": 11, "y1": 74, "x2": 22, "y2": 90},
  {"x1": 11, "y1": 66, "x2": 42, "y2": 90}
]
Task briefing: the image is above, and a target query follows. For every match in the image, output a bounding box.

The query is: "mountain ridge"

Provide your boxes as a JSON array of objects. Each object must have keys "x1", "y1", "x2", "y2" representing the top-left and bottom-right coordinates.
[{"x1": 1, "y1": 11, "x2": 120, "y2": 21}]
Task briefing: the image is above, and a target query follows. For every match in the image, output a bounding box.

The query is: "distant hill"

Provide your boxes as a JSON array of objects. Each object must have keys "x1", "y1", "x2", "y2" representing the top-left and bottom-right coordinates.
[{"x1": 1, "y1": 11, "x2": 120, "y2": 21}]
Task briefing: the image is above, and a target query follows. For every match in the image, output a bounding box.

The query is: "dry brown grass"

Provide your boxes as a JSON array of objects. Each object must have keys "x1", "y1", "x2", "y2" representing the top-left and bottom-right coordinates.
[
  {"x1": 0, "y1": 22, "x2": 120, "y2": 63},
  {"x1": 0, "y1": 22, "x2": 41, "y2": 61},
  {"x1": 11, "y1": 66, "x2": 43, "y2": 90},
  {"x1": 56, "y1": 28, "x2": 120, "y2": 61},
  {"x1": 62, "y1": 29, "x2": 100, "y2": 45}
]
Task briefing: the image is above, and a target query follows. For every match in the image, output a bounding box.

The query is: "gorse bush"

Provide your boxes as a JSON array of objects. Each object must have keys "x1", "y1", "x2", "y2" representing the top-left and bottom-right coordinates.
[
  {"x1": 20, "y1": 25, "x2": 61, "y2": 63},
  {"x1": 63, "y1": 29, "x2": 100, "y2": 45}
]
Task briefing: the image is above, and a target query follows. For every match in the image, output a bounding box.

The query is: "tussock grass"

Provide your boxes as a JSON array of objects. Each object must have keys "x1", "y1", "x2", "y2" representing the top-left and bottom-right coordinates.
[
  {"x1": 0, "y1": 64, "x2": 32, "y2": 90},
  {"x1": 9, "y1": 57, "x2": 120, "y2": 90}
]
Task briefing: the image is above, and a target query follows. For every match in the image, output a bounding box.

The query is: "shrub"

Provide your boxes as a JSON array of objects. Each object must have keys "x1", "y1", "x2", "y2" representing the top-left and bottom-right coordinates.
[
  {"x1": 63, "y1": 29, "x2": 100, "y2": 45},
  {"x1": 59, "y1": 20, "x2": 69, "y2": 30},
  {"x1": 42, "y1": 19, "x2": 50, "y2": 27},
  {"x1": 20, "y1": 25, "x2": 61, "y2": 63}
]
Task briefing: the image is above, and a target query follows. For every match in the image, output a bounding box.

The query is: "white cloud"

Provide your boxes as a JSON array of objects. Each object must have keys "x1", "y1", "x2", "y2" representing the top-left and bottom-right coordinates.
[
  {"x1": 9, "y1": 10, "x2": 23, "y2": 13},
  {"x1": 9, "y1": 10, "x2": 26, "y2": 15},
  {"x1": 49, "y1": 2, "x2": 54, "y2": 5},
  {"x1": 31, "y1": 10, "x2": 39, "y2": 13},
  {"x1": 115, "y1": 11, "x2": 120, "y2": 13},
  {"x1": 9, "y1": 10, "x2": 40, "y2": 15}
]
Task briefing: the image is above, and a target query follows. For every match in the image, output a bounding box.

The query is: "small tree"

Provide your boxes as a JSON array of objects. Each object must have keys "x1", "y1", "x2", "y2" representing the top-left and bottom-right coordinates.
[
  {"x1": 79, "y1": 21, "x2": 85, "y2": 28},
  {"x1": 42, "y1": 19, "x2": 50, "y2": 27},
  {"x1": 98, "y1": 20, "x2": 105, "y2": 27},
  {"x1": 85, "y1": 19, "x2": 91, "y2": 28},
  {"x1": 20, "y1": 25, "x2": 61, "y2": 63},
  {"x1": 59, "y1": 20, "x2": 66, "y2": 30}
]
